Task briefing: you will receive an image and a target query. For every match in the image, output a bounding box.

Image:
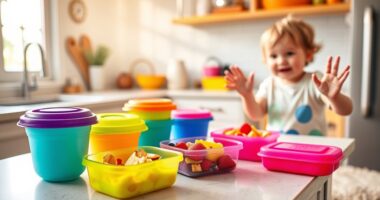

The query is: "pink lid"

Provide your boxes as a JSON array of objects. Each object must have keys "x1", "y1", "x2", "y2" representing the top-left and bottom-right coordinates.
[
  {"x1": 171, "y1": 109, "x2": 213, "y2": 119},
  {"x1": 258, "y1": 142, "x2": 343, "y2": 164}
]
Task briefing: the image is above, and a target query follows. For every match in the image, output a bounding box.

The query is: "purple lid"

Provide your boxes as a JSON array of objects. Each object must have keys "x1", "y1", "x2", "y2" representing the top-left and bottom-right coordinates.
[
  {"x1": 171, "y1": 109, "x2": 213, "y2": 119},
  {"x1": 17, "y1": 107, "x2": 98, "y2": 128}
]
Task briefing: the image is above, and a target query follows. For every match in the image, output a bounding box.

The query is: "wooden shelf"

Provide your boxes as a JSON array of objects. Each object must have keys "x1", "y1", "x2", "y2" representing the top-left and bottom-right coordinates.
[{"x1": 172, "y1": 3, "x2": 350, "y2": 26}]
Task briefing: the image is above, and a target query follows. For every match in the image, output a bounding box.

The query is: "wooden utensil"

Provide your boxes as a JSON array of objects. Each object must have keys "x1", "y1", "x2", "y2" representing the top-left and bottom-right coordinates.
[
  {"x1": 79, "y1": 34, "x2": 92, "y2": 62},
  {"x1": 66, "y1": 36, "x2": 91, "y2": 90}
]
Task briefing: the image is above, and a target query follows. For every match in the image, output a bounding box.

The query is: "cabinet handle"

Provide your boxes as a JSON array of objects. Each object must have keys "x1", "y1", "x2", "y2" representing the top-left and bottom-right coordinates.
[
  {"x1": 361, "y1": 6, "x2": 374, "y2": 117},
  {"x1": 199, "y1": 106, "x2": 224, "y2": 113}
]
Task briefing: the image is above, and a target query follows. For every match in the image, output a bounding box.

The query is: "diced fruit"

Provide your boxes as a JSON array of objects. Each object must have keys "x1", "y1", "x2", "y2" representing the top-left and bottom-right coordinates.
[
  {"x1": 188, "y1": 143, "x2": 206, "y2": 161},
  {"x1": 175, "y1": 142, "x2": 188, "y2": 150},
  {"x1": 217, "y1": 155, "x2": 236, "y2": 170},
  {"x1": 103, "y1": 153, "x2": 116, "y2": 165},
  {"x1": 201, "y1": 159, "x2": 213, "y2": 171},
  {"x1": 195, "y1": 140, "x2": 223, "y2": 149},
  {"x1": 191, "y1": 164, "x2": 202, "y2": 172},
  {"x1": 239, "y1": 123, "x2": 252, "y2": 134},
  {"x1": 206, "y1": 148, "x2": 224, "y2": 162},
  {"x1": 184, "y1": 157, "x2": 202, "y2": 164}
]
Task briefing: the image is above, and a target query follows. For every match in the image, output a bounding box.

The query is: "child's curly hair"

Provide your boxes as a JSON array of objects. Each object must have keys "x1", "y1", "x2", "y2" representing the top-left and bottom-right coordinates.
[{"x1": 260, "y1": 15, "x2": 322, "y2": 65}]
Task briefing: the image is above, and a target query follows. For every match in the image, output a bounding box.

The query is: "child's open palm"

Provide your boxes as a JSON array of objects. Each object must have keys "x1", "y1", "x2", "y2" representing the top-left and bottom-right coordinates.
[
  {"x1": 312, "y1": 56, "x2": 350, "y2": 100},
  {"x1": 224, "y1": 65, "x2": 255, "y2": 97}
]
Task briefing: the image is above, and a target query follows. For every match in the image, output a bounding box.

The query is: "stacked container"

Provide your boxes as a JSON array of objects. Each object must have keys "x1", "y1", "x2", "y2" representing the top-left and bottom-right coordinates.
[
  {"x1": 171, "y1": 109, "x2": 213, "y2": 139},
  {"x1": 123, "y1": 98, "x2": 176, "y2": 147},
  {"x1": 17, "y1": 107, "x2": 97, "y2": 182},
  {"x1": 89, "y1": 113, "x2": 147, "y2": 154}
]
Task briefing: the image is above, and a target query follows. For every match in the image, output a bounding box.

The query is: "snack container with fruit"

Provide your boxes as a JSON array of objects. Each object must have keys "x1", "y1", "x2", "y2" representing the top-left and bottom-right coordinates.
[
  {"x1": 160, "y1": 137, "x2": 242, "y2": 178},
  {"x1": 258, "y1": 142, "x2": 343, "y2": 176},
  {"x1": 210, "y1": 126, "x2": 280, "y2": 162},
  {"x1": 82, "y1": 146, "x2": 183, "y2": 199}
]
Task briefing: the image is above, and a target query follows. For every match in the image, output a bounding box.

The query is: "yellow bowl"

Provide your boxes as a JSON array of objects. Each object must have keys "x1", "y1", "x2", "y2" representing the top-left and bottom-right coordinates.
[
  {"x1": 201, "y1": 76, "x2": 229, "y2": 91},
  {"x1": 136, "y1": 74, "x2": 166, "y2": 90}
]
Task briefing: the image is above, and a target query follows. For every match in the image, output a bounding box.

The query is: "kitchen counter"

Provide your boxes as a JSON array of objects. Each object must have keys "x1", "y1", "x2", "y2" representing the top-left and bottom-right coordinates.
[
  {"x1": 0, "y1": 135, "x2": 354, "y2": 200},
  {"x1": 0, "y1": 89, "x2": 240, "y2": 122}
]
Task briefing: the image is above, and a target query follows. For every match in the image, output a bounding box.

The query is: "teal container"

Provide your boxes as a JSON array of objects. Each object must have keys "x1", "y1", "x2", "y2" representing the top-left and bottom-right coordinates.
[
  {"x1": 138, "y1": 119, "x2": 172, "y2": 147},
  {"x1": 26, "y1": 126, "x2": 90, "y2": 182},
  {"x1": 17, "y1": 107, "x2": 97, "y2": 182}
]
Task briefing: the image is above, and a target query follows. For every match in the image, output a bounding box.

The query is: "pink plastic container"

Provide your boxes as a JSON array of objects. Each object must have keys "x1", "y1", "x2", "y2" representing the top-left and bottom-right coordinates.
[
  {"x1": 211, "y1": 127, "x2": 280, "y2": 161},
  {"x1": 203, "y1": 66, "x2": 221, "y2": 76},
  {"x1": 258, "y1": 142, "x2": 343, "y2": 176}
]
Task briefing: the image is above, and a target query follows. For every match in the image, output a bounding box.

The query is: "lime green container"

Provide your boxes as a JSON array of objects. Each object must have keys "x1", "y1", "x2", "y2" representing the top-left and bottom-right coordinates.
[{"x1": 90, "y1": 113, "x2": 147, "y2": 154}]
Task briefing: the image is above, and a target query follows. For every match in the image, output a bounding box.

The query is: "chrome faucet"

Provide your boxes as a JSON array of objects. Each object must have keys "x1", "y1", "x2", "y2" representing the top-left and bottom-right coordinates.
[{"x1": 22, "y1": 43, "x2": 47, "y2": 99}]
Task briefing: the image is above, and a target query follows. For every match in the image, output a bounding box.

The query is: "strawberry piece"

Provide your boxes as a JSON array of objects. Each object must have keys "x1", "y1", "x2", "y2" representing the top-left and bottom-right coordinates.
[
  {"x1": 175, "y1": 142, "x2": 188, "y2": 150},
  {"x1": 188, "y1": 143, "x2": 207, "y2": 161},
  {"x1": 239, "y1": 123, "x2": 252, "y2": 134},
  {"x1": 201, "y1": 159, "x2": 213, "y2": 171},
  {"x1": 116, "y1": 158, "x2": 123, "y2": 165},
  {"x1": 217, "y1": 155, "x2": 236, "y2": 170}
]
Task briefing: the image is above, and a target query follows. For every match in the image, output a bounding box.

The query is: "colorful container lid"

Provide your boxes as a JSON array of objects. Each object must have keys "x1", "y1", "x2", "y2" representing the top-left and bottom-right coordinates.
[
  {"x1": 17, "y1": 107, "x2": 97, "y2": 128},
  {"x1": 171, "y1": 109, "x2": 213, "y2": 119},
  {"x1": 258, "y1": 142, "x2": 343, "y2": 164},
  {"x1": 122, "y1": 98, "x2": 176, "y2": 111},
  {"x1": 91, "y1": 113, "x2": 148, "y2": 134}
]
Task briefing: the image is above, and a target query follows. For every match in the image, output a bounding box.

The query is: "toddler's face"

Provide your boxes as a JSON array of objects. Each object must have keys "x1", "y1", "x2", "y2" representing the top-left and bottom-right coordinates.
[{"x1": 264, "y1": 35, "x2": 310, "y2": 83}]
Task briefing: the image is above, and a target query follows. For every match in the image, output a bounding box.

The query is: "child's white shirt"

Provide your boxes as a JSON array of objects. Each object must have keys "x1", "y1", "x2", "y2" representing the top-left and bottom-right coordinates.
[{"x1": 256, "y1": 73, "x2": 327, "y2": 136}]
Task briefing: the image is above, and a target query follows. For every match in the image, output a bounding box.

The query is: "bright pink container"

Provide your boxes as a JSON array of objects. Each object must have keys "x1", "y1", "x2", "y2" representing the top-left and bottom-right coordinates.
[
  {"x1": 258, "y1": 142, "x2": 343, "y2": 176},
  {"x1": 211, "y1": 127, "x2": 279, "y2": 161},
  {"x1": 203, "y1": 66, "x2": 221, "y2": 77}
]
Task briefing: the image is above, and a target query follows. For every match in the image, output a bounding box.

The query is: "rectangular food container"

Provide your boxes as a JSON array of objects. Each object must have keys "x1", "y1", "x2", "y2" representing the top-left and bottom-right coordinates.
[
  {"x1": 258, "y1": 142, "x2": 343, "y2": 176},
  {"x1": 211, "y1": 127, "x2": 280, "y2": 161},
  {"x1": 82, "y1": 146, "x2": 183, "y2": 199},
  {"x1": 160, "y1": 137, "x2": 242, "y2": 177}
]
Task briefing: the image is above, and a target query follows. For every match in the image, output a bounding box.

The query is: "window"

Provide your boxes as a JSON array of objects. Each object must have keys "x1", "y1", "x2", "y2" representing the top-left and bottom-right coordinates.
[{"x1": 0, "y1": 0, "x2": 51, "y2": 82}]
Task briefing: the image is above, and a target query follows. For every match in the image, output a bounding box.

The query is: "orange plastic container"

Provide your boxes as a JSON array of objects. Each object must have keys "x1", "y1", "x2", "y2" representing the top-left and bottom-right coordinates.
[
  {"x1": 122, "y1": 98, "x2": 176, "y2": 120},
  {"x1": 89, "y1": 113, "x2": 147, "y2": 154}
]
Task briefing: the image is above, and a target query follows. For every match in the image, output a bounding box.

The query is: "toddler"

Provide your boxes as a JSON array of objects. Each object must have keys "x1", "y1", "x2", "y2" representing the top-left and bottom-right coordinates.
[{"x1": 225, "y1": 16, "x2": 353, "y2": 136}]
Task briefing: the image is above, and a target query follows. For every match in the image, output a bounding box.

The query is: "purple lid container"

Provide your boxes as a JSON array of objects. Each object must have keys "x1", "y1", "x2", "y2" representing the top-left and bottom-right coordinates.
[
  {"x1": 17, "y1": 107, "x2": 98, "y2": 128},
  {"x1": 171, "y1": 109, "x2": 213, "y2": 119}
]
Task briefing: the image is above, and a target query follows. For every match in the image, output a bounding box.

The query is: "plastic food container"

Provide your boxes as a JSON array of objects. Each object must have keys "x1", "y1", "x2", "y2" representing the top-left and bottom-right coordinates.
[
  {"x1": 122, "y1": 98, "x2": 176, "y2": 120},
  {"x1": 171, "y1": 109, "x2": 213, "y2": 139},
  {"x1": 83, "y1": 146, "x2": 183, "y2": 199},
  {"x1": 90, "y1": 113, "x2": 147, "y2": 154},
  {"x1": 17, "y1": 107, "x2": 97, "y2": 182},
  {"x1": 201, "y1": 76, "x2": 228, "y2": 91},
  {"x1": 211, "y1": 127, "x2": 280, "y2": 161},
  {"x1": 138, "y1": 119, "x2": 172, "y2": 147},
  {"x1": 258, "y1": 142, "x2": 343, "y2": 176},
  {"x1": 160, "y1": 137, "x2": 242, "y2": 177}
]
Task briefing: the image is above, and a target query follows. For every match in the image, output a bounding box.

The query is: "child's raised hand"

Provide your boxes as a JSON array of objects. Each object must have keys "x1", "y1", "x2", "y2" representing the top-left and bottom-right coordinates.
[
  {"x1": 224, "y1": 65, "x2": 255, "y2": 97},
  {"x1": 312, "y1": 56, "x2": 350, "y2": 100}
]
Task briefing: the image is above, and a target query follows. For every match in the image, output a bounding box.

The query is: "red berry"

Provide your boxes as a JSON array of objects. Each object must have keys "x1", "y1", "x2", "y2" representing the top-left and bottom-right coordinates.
[
  {"x1": 239, "y1": 123, "x2": 252, "y2": 134},
  {"x1": 201, "y1": 159, "x2": 213, "y2": 171},
  {"x1": 188, "y1": 143, "x2": 207, "y2": 161},
  {"x1": 217, "y1": 155, "x2": 236, "y2": 170},
  {"x1": 175, "y1": 142, "x2": 188, "y2": 150}
]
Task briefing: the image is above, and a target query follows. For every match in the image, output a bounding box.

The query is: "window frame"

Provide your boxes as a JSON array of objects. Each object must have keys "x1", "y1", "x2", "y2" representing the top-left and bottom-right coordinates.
[{"x1": 0, "y1": 0, "x2": 53, "y2": 83}]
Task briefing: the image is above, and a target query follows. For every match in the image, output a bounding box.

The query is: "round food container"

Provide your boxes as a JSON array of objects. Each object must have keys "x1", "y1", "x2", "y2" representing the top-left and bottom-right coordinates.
[
  {"x1": 122, "y1": 98, "x2": 176, "y2": 120},
  {"x1": 90, "y1": 113, "x2": 147, "y2": 154},
  {"x1": 17, "y1": 107, "x2": 97, "y2": 182},
  {"x1": 171, "y1": 109, "x2": 213, "y2": 139},
  {"x1": 138, "y1": 119, "x2": 173, "y2": 147}
]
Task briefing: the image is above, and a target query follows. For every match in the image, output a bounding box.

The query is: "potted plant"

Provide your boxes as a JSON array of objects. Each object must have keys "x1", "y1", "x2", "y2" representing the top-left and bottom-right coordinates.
[{"x1": 84, "y1": 45, "x2": 110, "y2": 91}]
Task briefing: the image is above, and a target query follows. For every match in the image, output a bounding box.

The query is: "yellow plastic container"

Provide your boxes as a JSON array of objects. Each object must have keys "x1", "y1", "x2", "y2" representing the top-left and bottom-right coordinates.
[
  {"x1": 83, "y1": 146, "x2": 183, "y2": 199},
  {"x1": 90, "y1": 113, "x2": 147, "y2": 154},
  {"x1": 122, "y1": 98, "x2": 176, "y2": 120},
  {"x1": 201, "y1": 76, "x2": 229, "y2": 91}
]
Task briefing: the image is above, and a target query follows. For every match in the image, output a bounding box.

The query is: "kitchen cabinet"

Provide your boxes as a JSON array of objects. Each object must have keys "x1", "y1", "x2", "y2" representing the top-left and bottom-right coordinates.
[{"x1": 173, "y1": 1, "x2": 350, "y2": 25}]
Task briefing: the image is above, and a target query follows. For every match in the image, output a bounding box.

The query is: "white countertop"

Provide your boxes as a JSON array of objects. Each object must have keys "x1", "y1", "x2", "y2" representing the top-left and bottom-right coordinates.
[
  {"x1": 0, "y1": 135, "x2": 355, "y2": 200},
  {"x1": 0, "y1": 89, "x2": 240, "y2": 121}
]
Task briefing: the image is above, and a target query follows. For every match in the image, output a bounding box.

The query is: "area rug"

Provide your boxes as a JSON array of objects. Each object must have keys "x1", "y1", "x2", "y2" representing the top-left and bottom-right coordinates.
[{"x1": 333, "y1": 165, "x2": 380, "y2": 200}]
